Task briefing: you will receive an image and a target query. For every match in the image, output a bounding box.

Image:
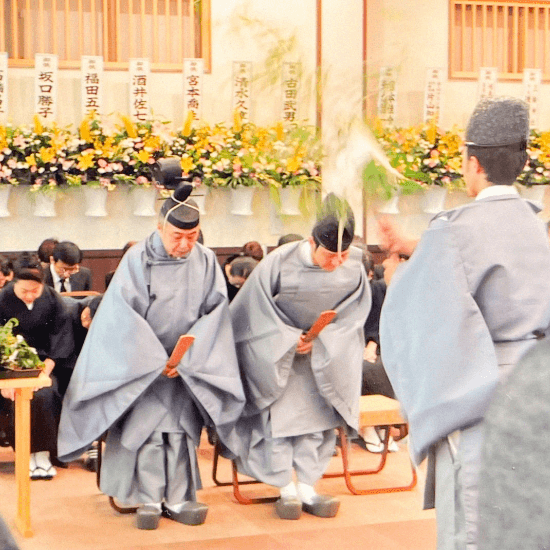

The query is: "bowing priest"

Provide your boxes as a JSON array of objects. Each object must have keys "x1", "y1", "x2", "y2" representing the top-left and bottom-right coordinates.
[
  {"x1": 57, "y1": 184, "x2": 245, "y2": 531},
  {"x1": 379, "y1": 97, "x2": 550, "y2": 550},
  {"x1": 230, "y1": 194, "x2": 371, "y2": 520}
]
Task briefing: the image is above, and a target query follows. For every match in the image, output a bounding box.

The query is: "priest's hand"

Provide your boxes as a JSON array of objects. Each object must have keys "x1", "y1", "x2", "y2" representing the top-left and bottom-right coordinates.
[
  {"x1": 163, "y1": 365, "x2": 179, "y2": 378},
  {"x1": 378, "y1": 218, "x2": 418, "y2": 256},
  {"x1": 296, "y1": 334, "x2": 313, "y2": 355}
]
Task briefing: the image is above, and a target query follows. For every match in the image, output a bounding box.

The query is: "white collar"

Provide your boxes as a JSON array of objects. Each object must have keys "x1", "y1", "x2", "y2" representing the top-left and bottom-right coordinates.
[
  {"x1": 50, "y1": 263, "x2": 62, "y2": 284},
  {"x1": 475, "y1": 185, "x2": 519, "y2": 201},
  {"x1": 299, "y1": 240, "x2": 315, "y2": 266}
]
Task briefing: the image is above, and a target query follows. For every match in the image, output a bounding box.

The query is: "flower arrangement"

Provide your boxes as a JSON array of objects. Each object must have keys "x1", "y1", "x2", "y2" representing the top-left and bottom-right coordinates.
[
  {"x1": 0, "y1": 318, "x2": 44, "y2": 372},
  {"x1": 0, "y1": 113, "x2": 324, "y2": 199},
  {"x1": 518, "y1": 130, "x2": 550, "y2": 187},
  {"x1": 258, "y1": 122, "x2": 321, "y2": 189},
  {"x1": 374, "y1": 121, "x2": 464, "y2": 190}
]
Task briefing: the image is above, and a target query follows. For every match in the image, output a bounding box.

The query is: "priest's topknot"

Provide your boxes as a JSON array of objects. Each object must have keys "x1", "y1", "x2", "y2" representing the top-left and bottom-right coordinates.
[
  {"x1": 160, "y1": 184, "x2": 200, "y2": 230},
  {"x1": 465, "y1": 97, "x2": 529, "y2": 148}
]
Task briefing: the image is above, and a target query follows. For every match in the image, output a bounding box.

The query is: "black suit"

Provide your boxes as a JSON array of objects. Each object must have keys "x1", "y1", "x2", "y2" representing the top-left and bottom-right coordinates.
[{"x1": 44, "y1": 266, "x2": 93, "y2": 292}]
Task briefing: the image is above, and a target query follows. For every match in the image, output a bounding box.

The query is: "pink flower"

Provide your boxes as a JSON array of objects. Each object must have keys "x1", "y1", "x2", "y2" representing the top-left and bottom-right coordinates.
[
  {"x1": 13, "y1": 135, "x2": 26, "y2": 148},
  {"x1": 136, "y1": 176, "x2": 148, "y2": 185},
  {"x1": 98, "y1": 158, "x2": 108, "y2": 168}
]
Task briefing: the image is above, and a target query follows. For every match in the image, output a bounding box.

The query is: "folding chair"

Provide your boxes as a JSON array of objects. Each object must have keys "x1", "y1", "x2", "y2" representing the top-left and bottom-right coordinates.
[{"x1": 212, "y1": 394, "x2": 416, "y2": 503}]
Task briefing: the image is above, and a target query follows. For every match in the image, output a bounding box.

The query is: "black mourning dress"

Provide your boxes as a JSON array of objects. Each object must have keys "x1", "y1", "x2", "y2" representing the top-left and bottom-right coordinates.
[{"x1": 0, "y1": 283, "x2": 72, "y2": 455}]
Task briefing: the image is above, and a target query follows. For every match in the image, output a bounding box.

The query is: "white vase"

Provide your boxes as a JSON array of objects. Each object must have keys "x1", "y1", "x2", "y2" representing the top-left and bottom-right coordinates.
[
  {"x1": 191, "y1": 188, "x2": 208, "y2": 215},
  {"x1": 377, "y1": 194, "x2": 400, "y2": 214},
  {"x1": 279, "y1": 187, "x2": 302, "y2": 216},
  {"x1": 230, "y1": 187, "x2": 255, "y2": 216},
  {"x1": 33, "y1": 192, "x2": 57, "y2": 217},
  {"x1": 131, "y1": 186, "x2": 157, "y2": 217},
  {"x1": 520, "y1": 184, "x2": 547, "y2": 205},
  {"x1": 83, "y1": 187, "x2": 108, "y2": 217},
  {"x1": 0, "y1": 186, "x2": 11, "y2": 217},
  {"x1": 422, "y1": 186, "x2": 447, "y2": 214}
]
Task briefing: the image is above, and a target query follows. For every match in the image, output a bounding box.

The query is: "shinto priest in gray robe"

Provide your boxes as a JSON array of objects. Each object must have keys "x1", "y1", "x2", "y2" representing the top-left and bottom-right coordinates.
[
  {"x1": 57, "y1": 232, "x2": 245, "y2": 504},
  {"x1": 380, "y1": 193, "x2": 550, "y2": 466},
  {"x1": 380, "y1": 192, "x2": 550, "y2": 547},
  {"x1": 230, "y1": 240, "x2": 371, "y2": 486}
]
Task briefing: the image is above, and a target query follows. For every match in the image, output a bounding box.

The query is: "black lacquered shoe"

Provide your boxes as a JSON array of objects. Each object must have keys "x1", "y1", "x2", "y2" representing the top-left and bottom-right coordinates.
[
  {"x1": 136, "y1": 505, "x2": 161, "y2": 530},
  {"x1": 302, "y1": 495, "x2": 340, "y2": 518},
  {"x1": 163, "y1": 502, "x2": 208, "y2": 526},
  {"x1": 275, "y1": 496, "x2": 302, "y2": 520}
]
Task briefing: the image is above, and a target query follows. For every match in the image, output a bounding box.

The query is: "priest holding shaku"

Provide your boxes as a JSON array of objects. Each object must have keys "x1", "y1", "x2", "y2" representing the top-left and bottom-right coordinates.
[
  {"x1": 57, "y1": 184, "x2": 245, "y2": 530},
  {"x1": 231, "y1": 194, "x2": 371, "y2": 519}
]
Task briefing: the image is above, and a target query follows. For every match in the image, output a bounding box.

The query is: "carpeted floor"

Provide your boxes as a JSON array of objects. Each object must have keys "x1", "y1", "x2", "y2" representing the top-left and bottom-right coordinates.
[{"x1": 0, "y1": 436, "x2": 436, "y2": 549}]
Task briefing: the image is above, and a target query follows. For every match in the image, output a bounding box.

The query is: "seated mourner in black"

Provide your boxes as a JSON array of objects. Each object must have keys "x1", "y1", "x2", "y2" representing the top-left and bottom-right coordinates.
[
  {"x1": 44, "y1": 241, "x2": 92, "y2": 293},
  {"x1": 0, "y1": 253, "x2": 73, "y2": 479}
]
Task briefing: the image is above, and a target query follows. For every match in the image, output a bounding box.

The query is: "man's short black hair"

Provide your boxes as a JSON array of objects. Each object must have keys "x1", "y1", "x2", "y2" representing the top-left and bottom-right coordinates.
[
  {"x1": 277, "y1": 234, "x2": 303, "y2": 247},
  {"x1": 37, "y1": 238, "x2": 59, "y2": 263},
  {"x1": 53, "y1": 241, "x2": 83, "y2": 265},
  {"x1": 229, "y1": 256, "x2": 258, "y2": 280},
  {"x1": 0, "y1": 255, "x2": 13, "y2": 277},
  {"x1": 466, "y1": 141, "x2": 528, "y2": 186}
]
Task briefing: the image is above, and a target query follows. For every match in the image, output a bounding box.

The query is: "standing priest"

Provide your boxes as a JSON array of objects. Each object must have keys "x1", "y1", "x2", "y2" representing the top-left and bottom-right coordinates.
[
  {"x1": 57, "y1": 184, "x2": 245, "y2": 530},
  {"x1": 379, "y1": 97, "x2": 550, "y2": 550},
  {"x1": 231, "y1": 194, "x2": 371, "y2": 520}
]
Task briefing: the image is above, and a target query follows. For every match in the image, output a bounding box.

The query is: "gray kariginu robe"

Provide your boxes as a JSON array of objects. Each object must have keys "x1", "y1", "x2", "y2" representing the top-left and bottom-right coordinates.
[
  {"x1": 230, "y1": 241, "x2": 371, "y2": 486},
  {"x1": 380, "y1": 188, "x2": 550, "y2": 548},
  {"x1": 58, "y1": 232, "x2": 245, "y2": 505}
]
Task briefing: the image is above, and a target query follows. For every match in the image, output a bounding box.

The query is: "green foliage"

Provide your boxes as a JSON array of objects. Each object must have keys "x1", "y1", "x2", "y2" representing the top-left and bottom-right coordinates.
[{"x1": 0, "y1": 319, "x2": 44, "y2": 371}]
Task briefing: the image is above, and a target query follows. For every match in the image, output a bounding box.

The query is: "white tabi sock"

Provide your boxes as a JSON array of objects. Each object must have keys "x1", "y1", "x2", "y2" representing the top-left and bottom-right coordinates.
[
  {"x1": 34, "y1": 451, "x2": 53, "y2": 470},
  {"x1": 29, "y1": 453, "x2": 36, "y2": 472},
  {"x1": 165, "y1": 501, "x2": 189, "y2": 513},
  {"x1": 33, "y1": 450, "x2": 56, "y2": 477},
  {"x1": 143, "y1": 502, "x2": 162, "y2": 512},
  {"x1": 296, "y1": 482, "x2": 317, "y2": 505},
  {"x1": 279, "y1": 481, "x2": 298, "y2": 500}
]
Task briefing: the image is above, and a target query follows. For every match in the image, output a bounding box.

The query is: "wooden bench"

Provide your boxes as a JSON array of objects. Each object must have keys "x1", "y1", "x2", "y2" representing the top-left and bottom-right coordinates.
[{"x1": 212, "y1": 394, "x2": 417, "y2": 504}]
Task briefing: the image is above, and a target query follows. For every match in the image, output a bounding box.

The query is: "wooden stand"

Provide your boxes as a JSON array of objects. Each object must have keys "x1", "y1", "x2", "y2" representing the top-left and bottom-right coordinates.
[{"x1": 0, "y1": 372, "x2": 51, "y2": 537}]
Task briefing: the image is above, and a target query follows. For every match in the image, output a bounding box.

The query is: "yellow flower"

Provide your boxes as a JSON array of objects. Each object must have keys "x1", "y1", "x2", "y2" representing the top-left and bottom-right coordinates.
[
  {"x1": 182, "y1": 111, "x2": 194, "y2": 137},
  {"x1": 426, "y1": 123, "x2": 438, "y2": 144},
  {"x1": 180, "y1": 156, "x2": 195, "y2": 173},
  {"x1": 538, "y1": 131, "x2": 550, "y2": 153},
  {"x1": 80, "y1": 118, "x2": 92, "y2": 142},
  {"x1": 26, "y1": 154, "x2": 36, "y2": 166},
  {"x1": 233, "y1": 110, "x2": 242, "y2": 133},
  {"x1": 33, "y1": 115, "x2": 43, "y2": 135},
  {"x1": 39, "y1": 147, "x2": 56, "y2": 163},
  {"x1": 77, "y1": 153, "x2": 95, "y2": 170},
  {"x1": 121, "y1": 116, "x2": 137, "y2": 138},
  {"x1": 286, "y1": 155, "x2": 302, "y2": 172},
  {"x1": 137, "y1": 150, "x2": 150, "y2": 164},
  {"x1": 0, "y1": 126, "x2": 7, "y2": 150},
  {"x1": 275, "y1": 122, "x2": 284, "y2": 142},
  {"x1": 144, "y1": 136, "x2": 160, "y2": 151}
]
